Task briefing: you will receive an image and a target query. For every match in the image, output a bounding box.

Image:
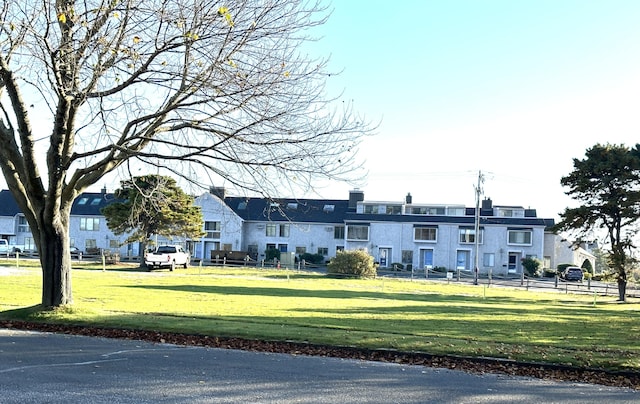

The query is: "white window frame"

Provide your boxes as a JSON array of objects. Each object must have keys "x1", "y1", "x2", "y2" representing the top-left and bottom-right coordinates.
[
  {"x1": 80, "y1": 217, "x2": 100, "y2": 231},
  {"x1": 459, "y1": 228, "x2": 483, "y2": 244},
  {"x1": 346, "y1": 225, "x2": 369, "y2": 241},
  {"x1": 508, "y1": 230, "x2": 532, "y2": 246},
  {"x1": 265, "y1": 223, "x2": 277, "y2": 237},
  {"x1": 414, "y1": 227, "x2": 437, "y2": 242}
]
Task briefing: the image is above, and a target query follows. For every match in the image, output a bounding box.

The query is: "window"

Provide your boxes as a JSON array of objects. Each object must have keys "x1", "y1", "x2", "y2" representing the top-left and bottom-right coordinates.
[
  {"x1": 401, "y1": 250, "x2": 413, "y2": 264},
  {"x1": 336, "y1": 246, "x2": 344, "y2": 252},
  {"x1": 278, "y1": 244, "x2": 288, "y2": 252},
  {"x1": 483, "y1": 253, "x2": 495, "y2": 267},
  {"x1": 109, "y1": 239, "x2": 119, "y2": 249},
  {"x1": 334, "y1": 226, "x2": 345, "y2": 239},
  {"x1": 266, "y1": 243, "x2": 276, "y2": 251},
  {"x1": 459, "y1": 228, "x2": 483, "y2": 244},
  {"x1": 77, "y1": 197, "x2": 89, "y2": 205},
  {"x1": 347, "y1": 225, "x2": 369, "y2": 241},
  {"x1": 414, "y1": 227, "x2": 437, "y2": 242},
  {"x1": 409, "y1": 206, "x2": 445, "y2": 215},
  {"x1": 508, "y1": 229, "x2": 532, "y2": 245},
  {"x1": 386, "y1": 205, "x2": 402, "y2": 215},
  {"x1": 90, "y1": 198, "x2": 102, "y2": 206},
  {"x1": 287, "y1": 203, "x2": 298, "y2": 210},
  {"x1": 205, "y1": 221, "x2": 221, "y2": 238},
  {"x1": 317, "y1": 247, "x2": 329, "y2": 256},
  {"x1": 498, "y1": 208, "x2": 524, "y2": 218},
  {"x1": 266, "y1": 223, "x2": 277, "y2": 237},
  {"x1": 295, "y1": 246, "x2": 306, "y2": 255},
  {"x1": 279, "y1": 224, "x2": 290, "y2": 237},
  {"x1": 363, "y1": 205, "x2": 379, "y2": 214},
  {"x1": 17, "y1": 216, "x2": 29, "y2": 233},
  {"x1": 80, "y1": 217, "x2": 100, "y2": 231},
  {"x1": 85, "y1": 239, "x2": 97, "y2": 250},
  {"x1": 323, "y1": 204, "x2": 335, "y2": 212},
  {"x1": 447, "y1": 207, "x2": 465, "y2": 216},
  {"x1": 222, "y1": 244, "x2": 232, "y2": 251},
  {"x1": 237, "y1": 201, "x2": 247, "y2": 210}
]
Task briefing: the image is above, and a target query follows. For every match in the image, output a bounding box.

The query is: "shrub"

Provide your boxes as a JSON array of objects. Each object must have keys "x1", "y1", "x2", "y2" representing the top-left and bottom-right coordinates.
[
  {"x1": 327, "y1": 250, "x2": 376, "y2": 278},
  {"x1": 521, "y1": 257, "x2": 541, "y2": 277},
  {"x1": 542, "y1": 268, "x2": 557, "y2": 278},
  {"x1": 433, "y1": 266, "x2": 448, "y2": 273},
  {"x1": 299, "y1": 252, "x2": 325, "y2": 265},
  {"x1": 265, "y1": 248, "x2": 280, "y2": 262}
]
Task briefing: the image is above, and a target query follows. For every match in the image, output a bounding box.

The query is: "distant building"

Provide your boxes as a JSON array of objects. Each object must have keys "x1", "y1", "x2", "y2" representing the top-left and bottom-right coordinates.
[
  {"x1": 0, "y1": 188, "x2": 561, "y2": 275},
  {"x1": 193, "y1": 189, "x2": 556, "y2": 275}
]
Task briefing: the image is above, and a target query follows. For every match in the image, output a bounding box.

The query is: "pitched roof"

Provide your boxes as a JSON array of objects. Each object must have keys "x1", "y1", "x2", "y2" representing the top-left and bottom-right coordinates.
[
  {"x1": 71, "y1": 192, "x2": 119, "y2": 216},
  {"x1": 222, "y1": 195, "x2": 553, "y2": 227},
  {"x1": 0, "y1": 190, "x2": 118, "y2": 217},
  {"x1": 0, "y1": 190, "x2": 22, "y2": 216},
  {"x1": 224, "y1": 196, "x2": 350, "y2": 224}
]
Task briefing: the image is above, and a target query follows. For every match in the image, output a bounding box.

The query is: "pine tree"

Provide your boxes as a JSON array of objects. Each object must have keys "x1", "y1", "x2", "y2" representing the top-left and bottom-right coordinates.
[{"x1": 102, "y1": 175, "x2": 205, "y2": 265}]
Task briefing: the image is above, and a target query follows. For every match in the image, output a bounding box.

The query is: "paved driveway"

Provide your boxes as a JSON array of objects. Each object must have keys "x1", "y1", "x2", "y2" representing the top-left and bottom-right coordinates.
[{"x1": 0, "y1": 328, "x2": 637, "y2": 403}]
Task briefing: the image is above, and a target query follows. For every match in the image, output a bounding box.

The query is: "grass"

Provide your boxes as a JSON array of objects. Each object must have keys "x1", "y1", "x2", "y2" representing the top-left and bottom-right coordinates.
[{"x1": 1, "y1": 258, "x2": 639, "y2": 372}]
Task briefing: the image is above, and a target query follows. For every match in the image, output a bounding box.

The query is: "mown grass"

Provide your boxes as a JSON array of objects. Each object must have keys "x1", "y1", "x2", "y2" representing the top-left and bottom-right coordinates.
[{"x1": 1, "y1": 258, "x2": 639, "y2": 371}]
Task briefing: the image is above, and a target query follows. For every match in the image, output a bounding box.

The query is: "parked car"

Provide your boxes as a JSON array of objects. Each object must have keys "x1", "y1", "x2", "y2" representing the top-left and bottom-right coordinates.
[
  {"x1": 70, "y1": 246, "x2": 84, "y2": 257},
  {"x1": 145, "y1": 245, "x2": 190, "y2": 271},
  {"x1": 560, "y1": 266, "x2": 584, "y2": 282}
]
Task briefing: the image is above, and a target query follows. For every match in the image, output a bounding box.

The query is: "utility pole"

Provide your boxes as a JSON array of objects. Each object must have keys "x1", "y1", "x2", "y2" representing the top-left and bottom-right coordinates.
[{"x1": 474, "y1": 170, "x2": 484, "y2": 285}]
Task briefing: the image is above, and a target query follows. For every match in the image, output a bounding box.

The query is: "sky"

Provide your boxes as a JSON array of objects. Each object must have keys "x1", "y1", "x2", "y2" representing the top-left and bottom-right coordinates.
[
  {"x1": 3, "y1": 1, "x2": 640, "y2": 222},
  {"x1": 305, "y1": 0, "x2": 640, "y2": 220}
]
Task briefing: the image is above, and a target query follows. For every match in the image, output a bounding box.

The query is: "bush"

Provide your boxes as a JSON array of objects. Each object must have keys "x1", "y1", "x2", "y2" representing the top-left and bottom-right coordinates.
[
  {"x1": 542, "y1": 268, "x2": 557, "y2": 278},
  {"x1": 327, "y1": 250, "x2": 376, "y2": 278},
  {"x1": 299, "y1": 252, "x2": 325, "y2": 265},
  {"x1": 265, "y1": 248, "x2": 280, "y2": 262},
  {"x1": 521, "y1": 257, "x2": 542, "y2": 277}
]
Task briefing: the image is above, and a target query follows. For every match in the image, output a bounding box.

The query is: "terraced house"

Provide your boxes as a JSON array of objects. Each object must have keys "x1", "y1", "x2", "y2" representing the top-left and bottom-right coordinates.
[
  {"x1": 194, "y1": 188, "x2": 560, "y2": 275},
  {"x1": 0, "y1": 187, "x2": 583, "y2": 275}
]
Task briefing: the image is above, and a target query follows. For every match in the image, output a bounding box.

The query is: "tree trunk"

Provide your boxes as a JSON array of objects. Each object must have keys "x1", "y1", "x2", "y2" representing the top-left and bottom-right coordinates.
[
  {"x1": 617, "y1": 278, "x2": 627, "y2": 302},
  {"x1": 39, "y1": 206, "x2": 73, "y2": 307}
]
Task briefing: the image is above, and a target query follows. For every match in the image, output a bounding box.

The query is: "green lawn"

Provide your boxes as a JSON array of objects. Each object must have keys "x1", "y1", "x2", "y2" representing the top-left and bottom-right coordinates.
[{"x1": 1, "y1": 259, "x2": 639, "y2": 372}]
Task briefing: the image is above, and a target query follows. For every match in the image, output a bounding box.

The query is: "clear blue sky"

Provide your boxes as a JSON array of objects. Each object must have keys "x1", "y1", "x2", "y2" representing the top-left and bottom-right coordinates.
[
  {"x1": 309, "y1": 0, "x2": 640, "y2": 219},
  {"x1": 4, "y1": 1, "x2": 640, "y2": 221}
]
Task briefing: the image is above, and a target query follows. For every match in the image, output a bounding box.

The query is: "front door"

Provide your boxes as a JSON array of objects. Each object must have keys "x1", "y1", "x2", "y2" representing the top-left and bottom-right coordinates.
[
  {"x1": 379, "y1": 248, "x2": 391, "y2": 268},
  {"x1": 508, "y1": 252, "x2": 521, "y2": 274}
]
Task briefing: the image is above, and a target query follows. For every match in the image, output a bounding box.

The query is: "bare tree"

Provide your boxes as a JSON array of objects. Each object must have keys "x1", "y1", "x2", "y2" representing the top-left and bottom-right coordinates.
[{"x1": 0, "y1": 0, "x2": 369, "y2": 307}]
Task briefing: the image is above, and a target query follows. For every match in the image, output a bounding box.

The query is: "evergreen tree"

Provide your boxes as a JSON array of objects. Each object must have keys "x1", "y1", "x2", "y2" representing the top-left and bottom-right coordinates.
[
  {"x1": 102, "y1": 175, "x2": 205, "y2": 264},
  {"x1": 554, "y1": 143, "x2": 640, "y2": 301}
]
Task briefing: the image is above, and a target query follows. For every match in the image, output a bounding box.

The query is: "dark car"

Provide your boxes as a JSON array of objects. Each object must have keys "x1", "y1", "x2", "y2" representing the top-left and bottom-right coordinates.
[
  {"x1": 561, "y1": 266, "x2": 584, "y2": 282},
  {"x1": 70, "y1": 246, "x2": 84, "y2": 257}
]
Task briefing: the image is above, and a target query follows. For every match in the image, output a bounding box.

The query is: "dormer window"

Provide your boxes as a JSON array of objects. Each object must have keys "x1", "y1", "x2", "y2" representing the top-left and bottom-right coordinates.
[{"x1": 323, "y1": 204, "x2": 335, "y2": 212}]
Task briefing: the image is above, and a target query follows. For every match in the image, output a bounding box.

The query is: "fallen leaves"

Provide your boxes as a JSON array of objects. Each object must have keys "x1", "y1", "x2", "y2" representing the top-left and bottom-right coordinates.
[{"x1": 1, "y1": 319, "x2": 638, "y2": 390}]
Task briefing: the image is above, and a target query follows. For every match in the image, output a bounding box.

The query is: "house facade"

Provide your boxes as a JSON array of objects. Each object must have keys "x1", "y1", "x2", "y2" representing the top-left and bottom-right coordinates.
[
  {"x1": 0, "y1": 187, "x2": 561, "y2": 275},
  {"x1": 194, "y1": 189, "x2": 556, "y2": 275}
]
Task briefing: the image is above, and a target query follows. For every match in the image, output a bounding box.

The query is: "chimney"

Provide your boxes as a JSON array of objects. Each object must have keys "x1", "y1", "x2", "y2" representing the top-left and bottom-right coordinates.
[
  {"x1": 405, "y1": 193, "x2": 412, "y2": 204},
  {"x1": 210, "y1": 186, "x2": 226, "y2": 199},
  {"x1": 348, "y1": 189, "x2": 364, "y2": 210},
  {"x1": 481, "y1": 197, "x2": 492, "y2": 210}
]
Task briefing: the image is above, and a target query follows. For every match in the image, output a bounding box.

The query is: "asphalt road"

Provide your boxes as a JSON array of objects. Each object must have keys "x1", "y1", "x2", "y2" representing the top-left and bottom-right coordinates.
[{"x1": 0, "y1": 329, "x2": 637, "y2": 403}]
